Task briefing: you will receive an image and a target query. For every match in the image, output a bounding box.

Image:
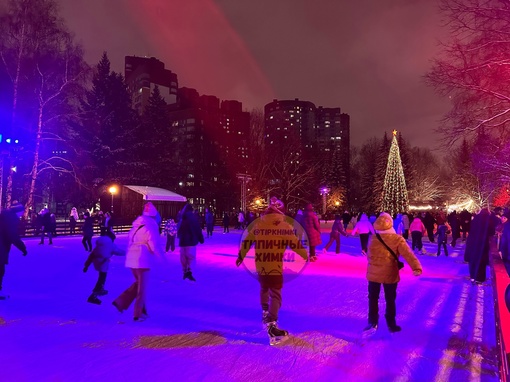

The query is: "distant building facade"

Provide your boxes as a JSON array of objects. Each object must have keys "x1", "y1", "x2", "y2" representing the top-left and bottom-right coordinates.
[
  {"x1": 124, "y1": 56, "x2": 178, "y2": 114},
  {"x1": 167, "y1": 88, "x2": 250, "y2": 212},
  {"x1": 264, "y1": 98, "x2": 350, "y2": 191}
]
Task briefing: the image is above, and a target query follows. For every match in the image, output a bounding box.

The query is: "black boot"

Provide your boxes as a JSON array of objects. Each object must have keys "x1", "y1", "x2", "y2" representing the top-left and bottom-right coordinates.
[
  {"x1": 385, "y1": 315, "x2": 401, "y2": 333},
  {"x1": 87, "y1": 294, "x2": 101, "y2": 305},
  {"x1": 94, "y1": 289, "x2": 108, "y2": 296}
]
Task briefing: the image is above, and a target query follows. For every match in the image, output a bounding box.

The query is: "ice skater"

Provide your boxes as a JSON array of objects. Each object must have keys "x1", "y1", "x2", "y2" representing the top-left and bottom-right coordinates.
[
  {"x1": 236, "y1": 197, "x2": 308, "y2": 345},
  {"x1": 83, "y1": 231, "x2": 125, "y2": 304},
  {"x1": 177, "y1": 203, "x2": 204, "y2": 281},
  {"x1": 363, "y1": 213, "x2": 422, "y2": 336},
  {"x1": 82, "y1": 211, "x2": 94, "y2": 252},
  {"x1": 0, "y1": 202, "x2": 28, "y2": 300},
  {"x1": 163, "y1": 216, "x2": 177, "y2": 252},
  {"x1": 436, "y1": 222, "x2": 450, "y2": 257},
  {"x1": 112, "y1": 202, "x2": 165, "y2": 321},
  {"x1": 323, "y1": 214, "x2": 347, "y2": 254},
  {"x1": 351, "y1": 213, "x2": 375, "y2": 256}
]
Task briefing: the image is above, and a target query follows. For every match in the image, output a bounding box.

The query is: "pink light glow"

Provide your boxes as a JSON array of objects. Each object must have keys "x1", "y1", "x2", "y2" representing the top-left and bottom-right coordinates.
[{"x1": 128, "y1": 0, "x2": 275, "y2": 109}]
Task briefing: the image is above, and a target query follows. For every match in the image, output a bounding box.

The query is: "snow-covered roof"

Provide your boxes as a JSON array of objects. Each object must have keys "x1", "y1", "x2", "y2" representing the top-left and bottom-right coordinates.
[{"x1": 123, "y1": 185, "x2": 186, "y2": 202}]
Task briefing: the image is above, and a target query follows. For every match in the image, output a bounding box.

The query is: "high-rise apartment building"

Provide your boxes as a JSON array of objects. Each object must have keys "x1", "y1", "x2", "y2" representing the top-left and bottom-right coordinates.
[
  {"x1": 264, "y1": 99, "x2": 350, "y2": 190},
  {"x1": 124, "y1": 56, "x2": 178, "y2": 114},
  {"x1": 168, "y1": 88, "x2": 250, "y2": 211}
]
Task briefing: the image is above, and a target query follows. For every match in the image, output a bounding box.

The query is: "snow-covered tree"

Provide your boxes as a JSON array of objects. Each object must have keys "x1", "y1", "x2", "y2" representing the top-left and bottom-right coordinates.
[{"x1": 426, "y1": 0, "x2": 510, "y2": 182}]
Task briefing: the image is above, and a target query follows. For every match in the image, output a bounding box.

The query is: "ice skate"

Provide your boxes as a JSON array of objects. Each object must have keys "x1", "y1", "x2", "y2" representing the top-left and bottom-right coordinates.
[
  {"x1": 95, "y1": 289, "x2": 108, "y2": 296},
  {"x1": 184, "y1": 271, "x2": 196, "y2": 282},
  {"x1": 388, "y1": 324, "x2": 402, "y2": 333},
  {"x1": 362, "y1": 323, "x2": 378, "y2": 338},
  {"x1": 87, "y1": 295, "x2": 101, "y2": 305},
  {"x1": 266, "y1": 321, "x2": 289, "y2": 345}
]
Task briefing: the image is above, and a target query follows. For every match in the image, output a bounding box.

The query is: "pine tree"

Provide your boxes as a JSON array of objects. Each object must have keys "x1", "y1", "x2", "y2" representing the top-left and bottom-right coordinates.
[
  {"x1": 81, "y1": 52, "x2": 139, "y2": 196},
  {"x1": 380, "y1": 130, "x2": 409, "y2": 215},
  {"x1": 137, "y1": 85, "x2": 175, "y2": 186},
  {"x1": 371, "y1": 133, "x2": 390, "y2": 213}
]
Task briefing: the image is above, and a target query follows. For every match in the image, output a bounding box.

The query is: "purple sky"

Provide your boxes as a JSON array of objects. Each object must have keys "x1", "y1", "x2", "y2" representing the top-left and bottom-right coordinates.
[{"x1": 59, "y1": 0, "x2": 451, "y2": 149}]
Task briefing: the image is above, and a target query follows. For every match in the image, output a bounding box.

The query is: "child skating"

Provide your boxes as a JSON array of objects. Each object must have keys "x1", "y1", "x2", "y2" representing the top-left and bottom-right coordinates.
[{"x1": 83, "y1": 232, "x2": 125, "y2": 304}]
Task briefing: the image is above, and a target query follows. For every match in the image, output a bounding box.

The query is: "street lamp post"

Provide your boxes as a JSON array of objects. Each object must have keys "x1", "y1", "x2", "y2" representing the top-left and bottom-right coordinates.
[
  {"x1": 236, "y1": 173, "x2": 252, "y2": 213},
  {"x1": 108, "y1": 186, "x2": 117, "y2": 214},
  {"x1": 320, "y1": 187, "x2": 330, "y2": 216}
]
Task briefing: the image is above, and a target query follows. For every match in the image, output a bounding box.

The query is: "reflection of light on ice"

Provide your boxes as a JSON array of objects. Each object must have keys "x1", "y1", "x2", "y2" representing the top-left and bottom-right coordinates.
[
  {"x1": 434, "y1": 283, "x2": 469, "y2": 381},
  {"x1": 424, "y1": 285, "x2": 451, "y2": 329},
  {"x1": 470, "y1": 287, "x2": 484, "y2": 378}
]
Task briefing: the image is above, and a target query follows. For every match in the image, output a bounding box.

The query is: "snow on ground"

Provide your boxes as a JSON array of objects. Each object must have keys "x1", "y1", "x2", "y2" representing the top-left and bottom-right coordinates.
[{"x1": 0, "y1": 226, "x2": 500, "y2": 382}]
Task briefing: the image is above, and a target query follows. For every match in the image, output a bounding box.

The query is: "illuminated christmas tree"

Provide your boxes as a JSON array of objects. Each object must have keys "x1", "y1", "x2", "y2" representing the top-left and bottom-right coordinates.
[{"x1": 380, "y1": 130, "x2": 409, "y2": 215}]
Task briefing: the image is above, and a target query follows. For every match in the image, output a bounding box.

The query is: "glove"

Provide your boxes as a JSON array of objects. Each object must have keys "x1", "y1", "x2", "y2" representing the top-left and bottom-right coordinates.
[
  {"x1": 413, "y1": 269, "x2": 422, "y2": 276},
  {"x1": 83, "y1": 266, "x2": 88, "y2": 273},
  {"x1": 22, "y1": 250, "x2": 28, "y2": 256}
]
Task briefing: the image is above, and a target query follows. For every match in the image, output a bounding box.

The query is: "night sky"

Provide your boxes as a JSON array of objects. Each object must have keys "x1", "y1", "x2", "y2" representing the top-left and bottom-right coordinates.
[{"x1": 58, "y1": 0, "x2": 451, "y2": 150}]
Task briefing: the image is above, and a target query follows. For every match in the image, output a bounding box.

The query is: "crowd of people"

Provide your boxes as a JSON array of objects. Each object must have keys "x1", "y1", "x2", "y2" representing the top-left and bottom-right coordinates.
[{"x1": 1, "y1": 198, "x2": 508, "y2": 344}]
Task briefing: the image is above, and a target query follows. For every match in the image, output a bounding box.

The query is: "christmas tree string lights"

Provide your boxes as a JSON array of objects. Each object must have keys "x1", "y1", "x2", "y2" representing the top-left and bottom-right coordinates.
[{"x1": 381, "y1": 130, "x2": 409, "y2": 215}]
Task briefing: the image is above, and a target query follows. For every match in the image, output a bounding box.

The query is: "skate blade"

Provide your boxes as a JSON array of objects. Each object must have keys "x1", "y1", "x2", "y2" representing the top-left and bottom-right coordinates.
[
  {"x1": 362, "y1": 328, "x2": 377, "y2": 338},
  {"x1": 269, "y1": 335, "x2": 290, "y2": 346}
]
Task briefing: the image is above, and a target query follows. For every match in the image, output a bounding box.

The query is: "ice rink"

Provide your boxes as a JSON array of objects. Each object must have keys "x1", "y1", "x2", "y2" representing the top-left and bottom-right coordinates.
[{"x1": 0, "y1": 226, "x2": 500, "y2": 382}]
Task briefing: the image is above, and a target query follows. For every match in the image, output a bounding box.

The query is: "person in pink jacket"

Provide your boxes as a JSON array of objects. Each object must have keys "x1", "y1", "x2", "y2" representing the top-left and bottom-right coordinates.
[
  {"x1": 409, "y1": 215, "x2": 427, "y2": 254},
  {"x1": 351, "y1": 213, "x2": 375, "y2": 255},
  {"x1": 302, "y1": 203, "x2": 322, "y2": 262}
]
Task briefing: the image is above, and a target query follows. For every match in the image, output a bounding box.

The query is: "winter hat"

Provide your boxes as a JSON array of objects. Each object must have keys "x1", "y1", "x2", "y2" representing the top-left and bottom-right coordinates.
[
  {"x1": 143, "y1": 202, "x2": 158, "y2": 217},
  {"x1": 266, "y1": 197, "x2": 284, "y2": 214},
  {"x1": 374, "y1": 212, "x2": 393, "y2": 231}
]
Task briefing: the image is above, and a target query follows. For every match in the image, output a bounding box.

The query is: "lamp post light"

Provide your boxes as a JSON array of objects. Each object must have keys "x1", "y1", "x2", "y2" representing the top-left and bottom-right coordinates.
[
  {"x1": 320, "y1": 187, "x2": 330, "y2": 216},
  {"x1": 108, "y1": 186, "x2": 118, "y2": 214}
]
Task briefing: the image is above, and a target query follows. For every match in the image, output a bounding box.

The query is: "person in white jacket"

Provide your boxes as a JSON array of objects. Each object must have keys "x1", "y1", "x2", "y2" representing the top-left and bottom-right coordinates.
[
  {"x1": 112, "y1": 202, "x2": 164, "y2": 321},
  {"x1": 351, "y1": 213, "x2": 375, "y2": 255}
]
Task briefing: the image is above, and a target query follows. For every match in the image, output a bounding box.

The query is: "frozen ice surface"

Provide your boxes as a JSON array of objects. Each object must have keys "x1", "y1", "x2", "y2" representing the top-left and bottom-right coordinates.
[{"x1": 0, "y1": 228, "x2": 500, "y2": 382}]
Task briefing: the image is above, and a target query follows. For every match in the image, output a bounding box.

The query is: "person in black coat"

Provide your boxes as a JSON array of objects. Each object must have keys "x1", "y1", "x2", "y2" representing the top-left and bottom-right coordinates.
[
  {"x1": 447, "y1": 210, "x2": 461, "y2": 248},
  {"x1": 82, "y1": 212, "x2": 94, "y2": 252},
  {"x1": 499, "y1": 212, "x2": 510, "y2": 261},
  {"x1": 464, "y1": 208, "x2": 495, "y2": 284},
  {"x1": 0, "y1": 202, "x2": 28, "y2": 299},
  {"x1": 222, "y1": 212, "x2": 230, "y2": 234},
  {"x1": 178, "y1": 204, "x2": 204, "y2": 281},
  {"x1": 39, "y1": 208, "x2": 53, "y2": 245},
  {"x1": 423, "y1": 212, "x2": 436, "y2": 243},
  {"x1": 459, "y1": 209, "x2": 472, "y2": 241}
]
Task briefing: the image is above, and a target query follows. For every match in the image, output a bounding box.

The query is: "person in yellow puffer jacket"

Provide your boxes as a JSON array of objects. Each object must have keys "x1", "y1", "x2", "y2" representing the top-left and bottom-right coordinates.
[{"x1": 363, "y1": 212, "x2": 422, "y2": 336}]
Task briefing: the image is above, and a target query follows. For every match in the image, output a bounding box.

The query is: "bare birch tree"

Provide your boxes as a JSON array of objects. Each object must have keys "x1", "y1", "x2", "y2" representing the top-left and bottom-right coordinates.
[{"x1": 0, "y1": 0, "x2": 88, "y2": 215}]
